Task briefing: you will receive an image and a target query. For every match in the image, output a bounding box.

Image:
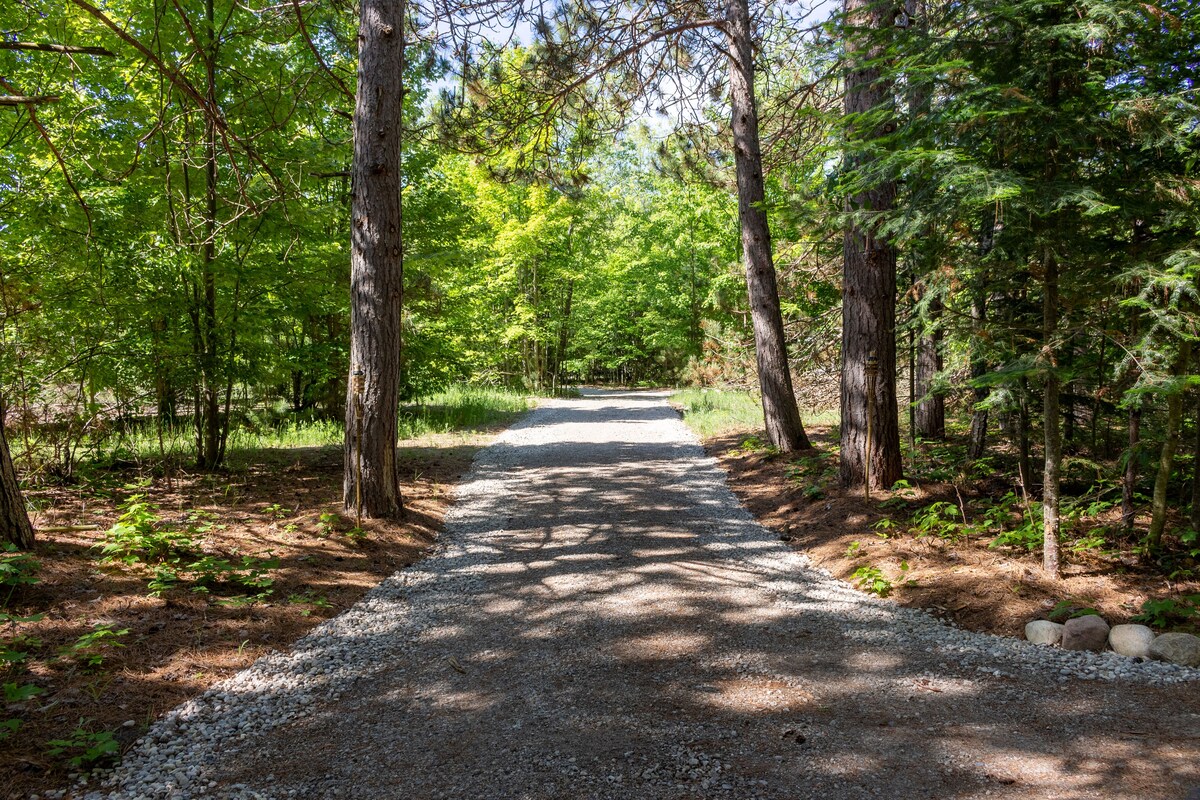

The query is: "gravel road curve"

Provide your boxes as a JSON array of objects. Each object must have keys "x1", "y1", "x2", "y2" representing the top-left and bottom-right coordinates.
[{"x1": 86, "y1": 390, "x2": 1200, "y2": 800}]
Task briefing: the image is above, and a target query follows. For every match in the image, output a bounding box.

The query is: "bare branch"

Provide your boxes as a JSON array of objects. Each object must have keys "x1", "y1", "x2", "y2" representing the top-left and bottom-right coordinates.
[
  {"x1": 0, "y1": 94, "x2": 60, "y2": 105},
  {"x1": 290, "y1": 0, "x2": 354, "y2": 100},
  {"x1": 0, "y1": 41, "x2": 117, "y2": 56}
]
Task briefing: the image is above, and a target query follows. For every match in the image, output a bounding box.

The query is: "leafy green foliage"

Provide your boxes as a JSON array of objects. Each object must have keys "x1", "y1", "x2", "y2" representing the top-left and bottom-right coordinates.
[
  {"x1": 0, "y1": 545, "x2": 40, "y2": 603},
  {"x1": 910, "y1": 502, "x2": 964, "y2": 542},
  {"x1": 1, "y1": 611, "x2": 46, "y2": 670},
  {"x1": 287, "y1": 591, "x2": 333, "y2": 617},
  {"x1": 59, "y1": 624, "x2": 129, "y2": 669},
  {"x1": 316, "y1": 513, "x2": 340, "y2": 538},
  {"x1": 1133, "y1": 596, "x2": 1200, "y2": 629},
  {"x1": 1047, "y1": 601, "x2": 1101, "y2": 622},
  {"x1": 99, "y1": 496, "x2": 193, "y2": 565},
  {"x1": 46, "y1": 721, "x2": 121, "y2": 770},
  {"x1": 3, "y1": 681, "x2": 44, "y2": 703},
  {"x1": 187, "y1": 555, "x2": 279, "y2": 596},
  {"x1": 851, "y1": 563, "x2": 911, "y2": 598},
  {"x1": 786, "y1": 453, "x2": 836, "y2": 501}
]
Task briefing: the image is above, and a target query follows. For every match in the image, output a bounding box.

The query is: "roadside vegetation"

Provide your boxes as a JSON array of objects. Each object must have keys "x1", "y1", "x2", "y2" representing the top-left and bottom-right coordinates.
[
  {"x1": 4, "y1": 0, "x2": 1200, "y2": 794},
  {"x1": 676, "y1": 389, "x2": 1200, "y2": 638}
]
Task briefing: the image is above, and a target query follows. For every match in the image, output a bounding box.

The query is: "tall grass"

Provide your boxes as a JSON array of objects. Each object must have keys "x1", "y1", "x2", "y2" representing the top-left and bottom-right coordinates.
[
  {"x1": 671, "y1": 388, "x2": 766, "y2": 437},
  {"x1": 74, "y1": 385, "x2": 534, "y2": 470},
  {"x1": 671, "y1": 388, "x2": 839, "y2": 438},
  {"x1": 397, "y1": 385, "x2": 531, "y2": 438}
]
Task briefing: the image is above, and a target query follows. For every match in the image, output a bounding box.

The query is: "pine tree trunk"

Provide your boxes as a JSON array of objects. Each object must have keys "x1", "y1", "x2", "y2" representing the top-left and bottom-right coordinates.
[
  {"x1": 1062, "y1": 337, "x2": 1075, "y2": 448},
  {"x1": 1191, "y1": 393, "x2": 1200, "y2": 532},
  {"x1": 1017, "y1": 378, "x2": 1033, "y2": 497},
  {"x1": 1042, "y1": 253, "x2": 1062, "y2": 577},
  {"x1": 1122, "y1": 404, "x2": 1141, "y2": 534},
  {"x1": 1121, "y1": 285, "x2": 1143, "y2": 534},
  {"x1": 344, "y1": 0, "x2": 405, "y2": 519},
  {"x1": 725, "y1": 0, "x2": 810, "y2": 452},
  {"x1": 967, "y1": 287, "x2": 988, "y2": 460},
  {"x1": 839, "y1": 0, "x2": 901, "y2": 488},
  {"x1": 0, "y1": 402, "x2": 34, "y2": 549},
  {"x1": 1091, "y1": 313, "x2": 1107, "y2": 452},
  {"x1": 1147, "y1": 342, "x2": 1190, "y2": 550},
  {"x1": 914, "y1": 295, "x2": 944, "y2": 439}
]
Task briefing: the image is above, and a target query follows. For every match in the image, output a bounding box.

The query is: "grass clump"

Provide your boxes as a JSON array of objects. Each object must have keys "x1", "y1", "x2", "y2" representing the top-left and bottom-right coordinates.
[
  {"x1": 75, "y1": 383, "x2": 535, "y2": 470},
  {"x1": 397, "y1": 385, "x2": 532, "y2": 438},
  {"x1": 671, "y1": 388, "x2": 765, "y2": 437}
]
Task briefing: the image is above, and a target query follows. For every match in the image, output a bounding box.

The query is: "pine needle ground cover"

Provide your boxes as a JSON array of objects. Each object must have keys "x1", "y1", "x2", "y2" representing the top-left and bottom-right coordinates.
[
  {"x1": 675, "y1": 389, "x2": 1200, "y2": 638},
  {"x1": 1, "y1": 389, "x2": 532, "y2": 798}
]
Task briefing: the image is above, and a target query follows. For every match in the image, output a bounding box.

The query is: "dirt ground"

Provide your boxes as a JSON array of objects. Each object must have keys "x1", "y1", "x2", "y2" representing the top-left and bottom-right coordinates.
[
  {"x1": 99, "y1": 390, "x2": 1200, "y2": 800},
  {"x1": 705, "y1": 425, "x2": 1200, "y2": 638},
  {"x1": 1, "y1": 432, "x2": 496, "y2": 800}
]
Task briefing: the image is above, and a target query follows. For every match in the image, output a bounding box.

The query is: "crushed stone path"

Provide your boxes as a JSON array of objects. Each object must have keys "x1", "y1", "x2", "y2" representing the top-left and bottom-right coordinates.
[{"x1": 90, "y1": 390, "x2": 1200, "y2": 800}]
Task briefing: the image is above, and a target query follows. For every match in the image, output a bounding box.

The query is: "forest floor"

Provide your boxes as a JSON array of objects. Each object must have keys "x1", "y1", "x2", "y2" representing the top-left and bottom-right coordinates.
[
  {"x1": 706, "y1": 424, "x2": 1200, "y2": 638},
  {"x1": 2, "y1": 420, "x2": 521, "y2": 800},
  {"x1": 73, "y1": 390, "x2": 1200, "y2": 800}
]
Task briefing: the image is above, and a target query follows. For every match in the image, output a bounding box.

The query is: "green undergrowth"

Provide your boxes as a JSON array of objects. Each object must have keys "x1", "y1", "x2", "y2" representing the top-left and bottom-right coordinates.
[
  {"x1": 396, "y1": 385, "x2": 533, "y2": 436},
  {"x1": 672, "y1": 387, "x2": 837, "y2": 441},
  {"x1": 38, "y1": 384, "x2": 537, "y2": 473},
  {"x1": 671, "y1": 388, "x2": 765, "y2": 437}
]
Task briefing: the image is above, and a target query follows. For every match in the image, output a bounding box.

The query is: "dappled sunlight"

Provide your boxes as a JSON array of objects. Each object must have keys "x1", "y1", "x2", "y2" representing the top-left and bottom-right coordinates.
[
  {"x1": 117, "y1": 389, "x2": 1199, "y2": 800},
  {"x1": 615, "y1": 632, "x2": 711, "y2": 661}
]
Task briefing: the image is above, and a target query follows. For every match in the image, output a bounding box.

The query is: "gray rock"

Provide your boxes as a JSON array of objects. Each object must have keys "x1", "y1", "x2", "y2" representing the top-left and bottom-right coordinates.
[
  {"x1": 1061, "y1": 615, "x2": 1110, "y2": 651},
  {"x1": 1024, "y1": 620, "x2": 1064, "y2": 646},
  {"x1": 1108, "y1": 624, "x2": 1156, "y2": 658},
  {"x1": 1148, "y1": 632, "x2": 1200, "y2": 667}
]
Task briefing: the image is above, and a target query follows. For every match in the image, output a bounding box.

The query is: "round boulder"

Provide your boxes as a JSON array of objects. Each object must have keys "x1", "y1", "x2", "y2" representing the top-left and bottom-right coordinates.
[
  {"x1": 1108, "y1": 624, "x2": 1156, "y2": 659},
  {"x1": 1148, "y1": 632, "x2": 1200, "y2": 667},
  {"x1": 1025, "y1": 620, "x2": 1065, "y2": 646},
  {"x1": 1061, "y1": 615, "x2": 1110, "y2": 651}
]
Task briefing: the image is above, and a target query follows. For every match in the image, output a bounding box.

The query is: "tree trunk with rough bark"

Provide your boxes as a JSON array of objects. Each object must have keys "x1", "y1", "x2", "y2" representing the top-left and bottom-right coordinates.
[
  {"x1": 1191, "y1": 393, "x2": 1200, "y2": 532},
  {"x1": 914, "y1": 295, "x2": 944, "y2": 439},
  {"x1": 1042, "y1": 253, "x2": 1062, "y2": 577},
  {"x1": 344, "y1": 0, "x2": 405, "y2": 519},
  {"x1": 725, "y1": 0, "x2": 810, "y2": 452},
  {"x1": 1147, "y1": 342, "x2": 1190, "y2": 550},
  {"x1": 1122, "y1": 403, "x2": 1141, "y2": 534},
  {"x1": 967, "y1": 286, "x2": 989, "y2": 460},
  {"x1": 0, "y1": 402, "x2": 34, "y2": 549},
  {"x1": 1017, "y1": 378, "x2": 1033, "y2": 497},
  {"x1": 839, "y1": 0, "x2": 901, "y2": 489}
]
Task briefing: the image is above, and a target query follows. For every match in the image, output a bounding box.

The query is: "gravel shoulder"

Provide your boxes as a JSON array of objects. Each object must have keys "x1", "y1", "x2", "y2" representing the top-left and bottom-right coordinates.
[{"x1": 84, "y1": 390, "x2": 1200, "y2": 800}]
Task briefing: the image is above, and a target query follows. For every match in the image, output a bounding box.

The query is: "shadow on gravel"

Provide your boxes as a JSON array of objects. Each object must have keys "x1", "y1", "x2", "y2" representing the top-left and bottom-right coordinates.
[{"x1": 193, "y1": 394, "x2": 1199, "y2": 800}]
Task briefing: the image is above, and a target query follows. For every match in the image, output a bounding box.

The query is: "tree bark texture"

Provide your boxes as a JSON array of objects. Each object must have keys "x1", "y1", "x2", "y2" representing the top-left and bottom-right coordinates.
[
  {"x1": 1122, "y1": 403, "x2": 1141, "y2": 534},
  {"x1": 1191, "y1": 394, "x2": 1200, "y2": 532},
  {"x1": 1017, "y1": 378, "x2": 1032, "y2": 497},
  {"x1": 1042, "y1": 254, "x2": 1062, "y2": 577},
  {"x1": 344, "y1": 0, "x2": 405, "y2": 518},
  {"x1": 839, "y1": 0, "x2": 901, "y2": 488},
  {"x1": 0, "y1": 405, "x2": 34, "y2": 549},
  {"x1": 1147, "y1": 342, "x2": 1190, "y2": 550},
  {"x1": 725, "y1": 0, "x2": 810, "y2": 452},
  {"x1": 914, "y1": 295, "x2": 945, "y2": 439}
]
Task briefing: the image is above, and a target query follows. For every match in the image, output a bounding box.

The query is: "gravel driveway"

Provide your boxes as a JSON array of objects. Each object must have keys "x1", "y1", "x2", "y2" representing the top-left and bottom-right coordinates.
[{"x1": 89, "y1": 390, "x2": 1200, "y2": 799}]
